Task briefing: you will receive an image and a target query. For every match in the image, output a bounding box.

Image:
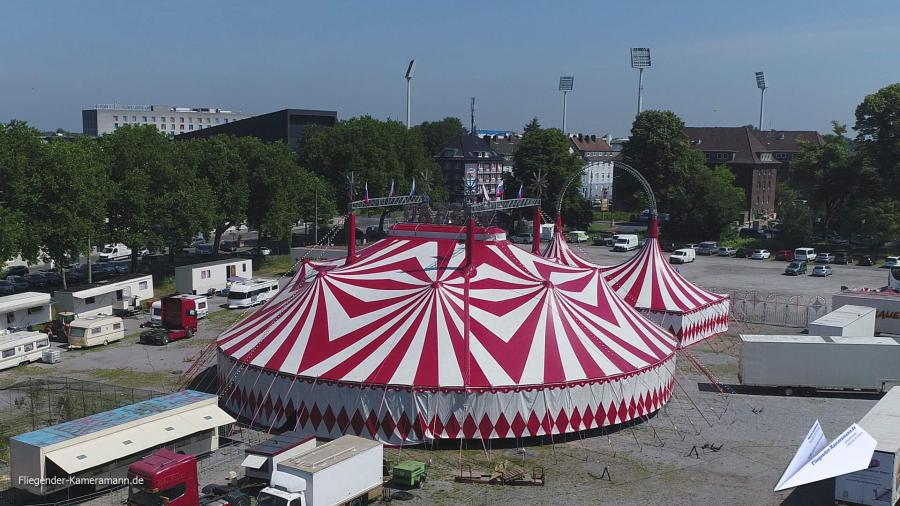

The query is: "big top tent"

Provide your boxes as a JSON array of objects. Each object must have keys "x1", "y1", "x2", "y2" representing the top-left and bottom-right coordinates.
[{"x1": 217, "y1": 220, "x2": 677, "y2": 444}]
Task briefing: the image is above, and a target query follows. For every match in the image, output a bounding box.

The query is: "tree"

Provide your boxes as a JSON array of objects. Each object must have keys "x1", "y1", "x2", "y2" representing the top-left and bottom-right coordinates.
[
  {"x1": 512, "y1": 122, "x2": 590, "y2": 227},
  {"x1": 27, "y1": 139, "x2": 110, "y2": 288},
  {"x1": 855, "y1": 83, "x2": 900, "y2": 192},
  {"x1": 621, "y1": 110, "x2": 745, "y2": 240},
  {"x1": 298, "y1": 116, "x2": 443, "y2": 232},
  {"x1": 0, "y1": 121, "x2": 43, "y2": 262},
  {"x1": 414, "y1": 117, "x2": 467, "y2": 156},
  {"x1": 775, "y1": 183, "x2": 813, "y2": 244}
]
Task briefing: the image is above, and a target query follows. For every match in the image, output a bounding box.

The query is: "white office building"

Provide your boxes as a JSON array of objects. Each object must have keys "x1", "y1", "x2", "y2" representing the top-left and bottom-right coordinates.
[{"x1": 82, "y1": 104, "x2": 252, "y2": 137}]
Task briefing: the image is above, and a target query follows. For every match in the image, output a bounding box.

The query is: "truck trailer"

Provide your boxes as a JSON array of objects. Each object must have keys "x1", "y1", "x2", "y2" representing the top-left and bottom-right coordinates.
[
  {"x1": 834, "y1": 290, "x2": 900, "y2": 336},
  {"x1": 739, "y1": 335, "x2": 900, "y2": 395},
  {"x1": 257, "y1": 435, "x2": 383, "y2": 506}
]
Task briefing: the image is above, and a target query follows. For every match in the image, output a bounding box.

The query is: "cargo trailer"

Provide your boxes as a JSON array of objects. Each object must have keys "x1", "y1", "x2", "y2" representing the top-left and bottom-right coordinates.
[
  {"x1": 808, "y1": 305, "x2": 876, "y2": 337},
  {"x1": 739, "y1": 335, "x2": 900, "y2": 395},
  {"x1": 834, "y1": 291, "x2": 900, "y2": 336}
]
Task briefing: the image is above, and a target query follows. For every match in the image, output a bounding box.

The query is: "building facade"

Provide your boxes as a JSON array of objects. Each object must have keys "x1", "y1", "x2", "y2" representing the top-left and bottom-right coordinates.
[
  {"x1": 683, "y1": 127, "x2": 823, "y2": 218},
  {"x1": 569, "y1": 134, "x2": 617, "y2": 204},
  {"x1": 435, "y1": 135, "x2": 506, "y2": 203},
  {"x1": 176, "y1": 108, "x2": 336, "y2": 151},
  {"x1": 477, "y1": 130, "x2": 519, "y2": 175},
  {"x1": 82, "y1": 104, "x2": 251, "y2": 137}
]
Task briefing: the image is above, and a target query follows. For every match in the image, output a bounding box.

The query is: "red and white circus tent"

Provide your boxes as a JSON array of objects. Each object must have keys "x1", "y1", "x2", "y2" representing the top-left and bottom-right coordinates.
[
  {"x1": 602, "y1": 219, "x2": 730, "y2": 348},
  {"x1": 217, "y1": 221, "x2": 677, "y2": 444},
  {"x1": 543, "y1": 217, "x2": 606, "y2": 270}
]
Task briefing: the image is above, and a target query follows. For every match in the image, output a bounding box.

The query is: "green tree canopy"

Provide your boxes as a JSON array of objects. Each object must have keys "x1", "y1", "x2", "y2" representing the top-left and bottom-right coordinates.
[
  {"x1": 414, "y1": 117, "x2": 467, "y2": 156},
  {"x1": 855, "y1": 83, "x2": 900, "y2": 192}
]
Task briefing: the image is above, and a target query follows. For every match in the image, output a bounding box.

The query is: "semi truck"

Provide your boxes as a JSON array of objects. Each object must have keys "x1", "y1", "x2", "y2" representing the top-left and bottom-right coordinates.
[
  {"x1": 139, "y1": 296, "x2": 199, "y2": 345},
  {"x1": 257, "y1": 435, "x2": 383, "y2": 506},
  {"x1": 739, "y1": 335, "x2": 900, "y2": 395},
  {"x1": 127, "y1": 449, "x2": 250, "y2": 506}
]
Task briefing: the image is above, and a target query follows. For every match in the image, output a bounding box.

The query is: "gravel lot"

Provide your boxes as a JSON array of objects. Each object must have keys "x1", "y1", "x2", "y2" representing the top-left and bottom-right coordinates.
[{"x1": 2, "y1": 242, "x2": 891, "y2": 505}]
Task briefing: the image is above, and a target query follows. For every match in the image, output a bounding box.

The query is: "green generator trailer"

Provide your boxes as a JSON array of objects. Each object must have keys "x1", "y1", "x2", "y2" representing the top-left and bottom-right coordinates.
[{"x1": 391, "y1": 460, "x2": 427, "y2": 488}]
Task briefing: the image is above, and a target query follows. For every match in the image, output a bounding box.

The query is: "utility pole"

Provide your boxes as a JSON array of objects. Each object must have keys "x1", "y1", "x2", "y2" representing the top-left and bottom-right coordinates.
[
  {"x1": 314, "y1": 188, "x2": 318, "y2": 244},
  {"x1": 470, "y1": 97, "x2": 476, "y2": 135}
]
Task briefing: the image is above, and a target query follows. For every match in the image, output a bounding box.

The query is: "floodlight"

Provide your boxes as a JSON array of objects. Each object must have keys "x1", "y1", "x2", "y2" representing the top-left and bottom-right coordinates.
[
  {"x1": 755, "y1": 71, "x2": 767, "y2": 89},
  {"x1": 405, "y1": 59, "x2": 416, "y2": 128},
  {"x1": 630, "y1": 48, "x2": 651, "y2": 69},
  {"x1": 405, "y1": 59, "x2": 416, "y2": 80},
  {"x1": 559, "y1": 76, "x2": 574, "y2": 92}
]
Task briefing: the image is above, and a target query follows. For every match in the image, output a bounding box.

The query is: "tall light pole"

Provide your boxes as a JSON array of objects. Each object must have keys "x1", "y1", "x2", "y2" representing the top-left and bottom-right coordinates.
[
  {"x1": 755, "y1": 71, "x2": 767, "y2": 131},
  {"x1": 405, "y1": 59, "x2": 416, "y2": 129},
  {"x1": 630, "y1": 48, "x2": 651, "y2": 116},
  {"x1": 559, "y1": 76, "x2": 574, "y2": 133}
]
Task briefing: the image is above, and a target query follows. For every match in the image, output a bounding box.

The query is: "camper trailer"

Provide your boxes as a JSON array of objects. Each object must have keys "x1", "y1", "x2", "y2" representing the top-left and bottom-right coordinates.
[
  {"x1": 226, "y1": 279, "x2": 279, "y2": 309},
  {"x1": 0, "y1": 331, "x2": 51, "y2": 371},
  {"x1": 174, "y1": 258, "x2": 251, "y2": 295},
  {"x1": 55, "y1": 274, "x2": 153, "y2": 318},
  {"x1": 0, "y1": 292, "x2": 52, "y2": 331},
  {"x1": 66, "y1": 315, "x2": 125, "y2": 349}
]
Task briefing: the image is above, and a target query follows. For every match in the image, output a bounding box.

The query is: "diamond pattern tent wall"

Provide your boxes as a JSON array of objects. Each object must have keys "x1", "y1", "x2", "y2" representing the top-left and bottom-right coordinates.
[{"x1": 217, "y1": 222, "x2": 677, "y2": 444}]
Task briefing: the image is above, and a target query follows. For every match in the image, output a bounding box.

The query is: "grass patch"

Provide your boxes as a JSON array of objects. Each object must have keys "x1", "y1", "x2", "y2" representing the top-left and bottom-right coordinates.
[
  {"x1": 206, "y1": 309, "x2": 250, "y2": 329},
  {"x1": 154, "y1": 277, "x2": 175, "y2": 298},
  {"x1": 592, "y1": 210, "x2": 633, "y2": 222},
  {"x1": 64, "y1": 332, "x2": 140, "y2": 356},
  {"x1": 85, "y1": 368, "x2": 179, "y2": 390},
  {"x1": 255, "y1": 254, "x2": 294, "y2": 277}
]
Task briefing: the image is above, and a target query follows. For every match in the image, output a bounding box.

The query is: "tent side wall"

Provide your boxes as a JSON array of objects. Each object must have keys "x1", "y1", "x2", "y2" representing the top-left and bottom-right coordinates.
[
  {"x1": 219, "y1": 351, "x2": 676, "y2": 444},
  {"x1": 642, "y1": 297, "x2": 731, "y2": 349}
]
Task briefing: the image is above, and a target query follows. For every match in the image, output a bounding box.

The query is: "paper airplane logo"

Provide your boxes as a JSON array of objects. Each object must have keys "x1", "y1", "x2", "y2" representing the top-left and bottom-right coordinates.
[{"x1": 775, "y1": 420, "x2": 877, "y2": 492}]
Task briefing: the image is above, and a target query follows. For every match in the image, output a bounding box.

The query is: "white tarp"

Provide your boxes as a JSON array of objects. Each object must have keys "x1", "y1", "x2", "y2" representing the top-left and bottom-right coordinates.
[{"x1": 775, "y1": 422, "x2": 877, "y2": 491}]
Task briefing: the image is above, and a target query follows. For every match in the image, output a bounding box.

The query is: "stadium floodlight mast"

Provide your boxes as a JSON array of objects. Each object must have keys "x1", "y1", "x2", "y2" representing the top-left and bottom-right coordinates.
[
  {"x1": 755, "y1": 71, "x2": 767, "y2": 131},
  {"x1": 559, "y1": 76, "x2": 574, "y2": 133},
  {"x1": 405, "y1": 59, "x2": 416, "y2": 129},
  {"x1": 630, "y1": 48, "x2": 651, "y2": 115}
]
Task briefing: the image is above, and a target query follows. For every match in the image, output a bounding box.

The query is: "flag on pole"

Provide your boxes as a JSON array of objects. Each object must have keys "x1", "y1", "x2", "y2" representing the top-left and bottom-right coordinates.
[
  {"x1": 482, "y1": 184, "x2": 490, "y2": 202},
  {"x1": 409, "y1": 179, "x2": 416, "y2": 196},
  {"x1": 517, "y1": 184, "x2": 524, "y2": 199},
  {"x1": 388, "y1": 180, "x2": 395, "y2": 197},
  {"x1": 363, "y1": 182, "x2": 369, "y2": 205},
  {"x1": 495, "y1": 179, "x2": 504, "y2": 199}
]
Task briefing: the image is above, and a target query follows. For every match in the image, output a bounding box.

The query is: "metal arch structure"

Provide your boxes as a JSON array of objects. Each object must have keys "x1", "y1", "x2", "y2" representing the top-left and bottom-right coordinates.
[{"x1": 556, "y1": 160, "x2": 657, "y2": 218}]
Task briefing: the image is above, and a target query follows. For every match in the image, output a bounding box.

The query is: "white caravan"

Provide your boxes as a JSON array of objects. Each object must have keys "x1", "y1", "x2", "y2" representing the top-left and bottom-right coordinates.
[
  {"x1": 0, "y1": 331, "x2": 51, "y2": 371},
  {"x1": 227, "y1": 279, "x2": 279, "y2": 309}
]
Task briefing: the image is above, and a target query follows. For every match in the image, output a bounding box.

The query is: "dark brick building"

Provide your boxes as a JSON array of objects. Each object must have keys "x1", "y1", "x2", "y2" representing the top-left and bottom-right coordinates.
[{"x1": 683, "y1": 127, "x2": 823, "y2": 218}]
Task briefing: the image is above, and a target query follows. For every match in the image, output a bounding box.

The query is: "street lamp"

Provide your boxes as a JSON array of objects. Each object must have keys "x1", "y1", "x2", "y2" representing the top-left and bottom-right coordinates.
[
  {"x1": 755, "y1": 71, "x2": 767, "y2": 131},
  {"x1": 405, "y1": 59, "x2": 416, "y2": 129},
  {"x1": 559, "y1": 76, "x2": 574, "y2": 133},
  {"x1": 630, "y1": 48, "x2": 651, "y2": 115}
]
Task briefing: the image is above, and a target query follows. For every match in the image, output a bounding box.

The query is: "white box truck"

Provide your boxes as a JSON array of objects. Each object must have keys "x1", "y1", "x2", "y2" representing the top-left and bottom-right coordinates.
[
  {"x1": 835, "y1": 386, "x2": 900, "y2": 506},
  {"x1": 834, "y1": 291, "x2": 900, "y2": 336},
  {"x1": 257, "y1": 435, "x2": 383, "y2": 506},
  {"x1": 739, "y1": 335, "x2": 900, "y2": 395},
  {"x1": 808, "y1": 305, "x2": 877, "y2": 337}
]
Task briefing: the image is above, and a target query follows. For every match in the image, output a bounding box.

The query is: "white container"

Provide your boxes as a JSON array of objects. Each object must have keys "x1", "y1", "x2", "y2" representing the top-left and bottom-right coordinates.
[
  {"x1": 175, "y1": 258, "x2": 252, "y2": 295},
  {"x1": 739, "y1": 335, "x2": 900, "y2": 393},
  {"x1": 834, "y1": 292, "x2": 900, "y2": 336},
  {"x1": 41, "y1": 349, "x2": 60, "y2": 364},
  {"x1": 835, "y1": 387, "x2": 900, "y2": 506},
  {"x1": 808, "y1": 305, "x2": 876, "y2": 337}
]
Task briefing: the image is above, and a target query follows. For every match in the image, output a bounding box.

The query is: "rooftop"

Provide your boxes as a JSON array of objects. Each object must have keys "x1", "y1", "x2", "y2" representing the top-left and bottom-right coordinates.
[
  {"x1": 436, "y1": 135, "x2": 505, "y2": 161},
  {"x1": 281, "y1": 435, "x2": 380, "y2": 473}
]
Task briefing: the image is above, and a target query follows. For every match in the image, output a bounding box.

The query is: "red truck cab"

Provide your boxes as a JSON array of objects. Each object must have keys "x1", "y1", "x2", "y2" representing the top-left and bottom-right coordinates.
[
  {"x1": 127, "y1": 448, "x2": 199, "y2": 506},
  {"x1": 140, "y1": 296, "x2": 198, "y2": 345}
]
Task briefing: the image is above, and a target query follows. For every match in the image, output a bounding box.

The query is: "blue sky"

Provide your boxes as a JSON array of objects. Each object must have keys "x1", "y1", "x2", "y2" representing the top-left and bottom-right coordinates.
[{"x1": 3, "y1": 1, "x2": 900, "y2": 135}]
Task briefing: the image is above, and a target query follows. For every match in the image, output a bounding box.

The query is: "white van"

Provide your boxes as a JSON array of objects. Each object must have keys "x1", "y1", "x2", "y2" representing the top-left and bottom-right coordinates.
[
  {"x1": 98, "y1": 243, "x2": 132, "y2": 262},
  {"x1": 227, "y1": 279, "x2": 279, "y2": 309},
  {"x1": 0, "y1": 331, "x2": 51, "y2": 370},
  {"x1": 67, "y1": 315, "x2": 125, "y2": 349},
  {"x1": 613, "y1": 234, "x2": 640, "y2": 252},
  {"x1": 669, "y1": 249, "x2": 696, "y2": 264},
  {"x1": 794, "y1": 247, "x2": 817, "y2": 262}
]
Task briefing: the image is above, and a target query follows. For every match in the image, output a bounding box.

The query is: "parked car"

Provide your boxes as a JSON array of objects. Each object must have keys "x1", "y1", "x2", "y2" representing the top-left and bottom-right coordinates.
[
  {"x1": 567, "y1": 231, "x2": 589, "y2": 243},
  {"x1": 669, "y1": 249, "x2": 696, "y2": 264},
  {"x1": 885, "y1": 256, "x2": 900, "y2": 268},
  {"x1": 25, "y1": 273, "x2": 48, "y2": 289},
  {"x1": 0, "y1": 280, "x2": 14, "y2": 296},
  {"x1": 110, "y1": 260, "x2": 131, "y2": 274},
  {"x1": 612, "y1": 234, "x2": 640, "y2": 251},
  {"x1": 195, "y1": 243, "x2": 214, "y2": 256},
  {"x1": 833, "y1": 251, "x2": 852, "y2": 265},
  {"x1": 735, "y1": 247, "x2": 751, "y2": 258},
  {"x1": 98, "y1": 243, "x2": 132, "y2": 262},
  {"x1": 592, "y1": 233, "x2": 613, "y2": 246},
  {"x1": 827, "y1": 233, "x2": 849, "y2": 245},
  {"x1": 794, "y1": 247, "x2": 817, "y2": 261},
  {"x1": 681, "y1": 243, "x2": 699, "y2": 251},
  {"x1": 811, "y1": 265, "x2": 834, "y2": 277},
  {"x1": 510, "y1": 233, "x2": 533, "y2": 244},
  {"x1": 857, "y1": 255, "x2": 875, "y2": 267},
  {"x1": 816, "y1": 252, "x2": 835, "y2": 264},
  {"x1": 2, "y1": 265, "x2": 29, "y2": 278},
  {"x1": 717, "y1": 247, "x2": 737, "y2": 257},
  {"x1": 40, "y1": 271, "x2": 62, "y2": 287},
  {"x1": 90, "y1": 263, "x2": 117, "y2": 281},
  {"x1": 774, "y1": 250, "x2": 794, "y2": 261},
  {"x1": 4, "y1": 275, "x2": 30, "y2": 292},
  {"x1": 784, "y1": 261, "x2": 808, "y2": 276},
  {"x1": 220, "y1": 240, "x2": 238, "y2": 252},
  {"x1": 697, "y1": 241, "x2": 719, "y2": 255},
  {"x1": 750, "y1": 249, "x2": 771, "y2": 260},
  {"x1": 64, "y1": 268, "x2": 85, "y2": 285}
]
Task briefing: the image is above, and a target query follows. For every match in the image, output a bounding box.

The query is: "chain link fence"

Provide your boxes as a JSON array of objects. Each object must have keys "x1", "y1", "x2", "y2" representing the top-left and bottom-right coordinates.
[{"x1": 717, "y1": 289, "x2": 830, "y2": 328}]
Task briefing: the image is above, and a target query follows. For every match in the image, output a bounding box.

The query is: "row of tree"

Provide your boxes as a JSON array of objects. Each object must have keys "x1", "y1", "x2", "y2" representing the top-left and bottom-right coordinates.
[
  {"x1": 0, "y1": 123, "x2": 335, "y2": 287},
  {"x1": 780, "y1": 83, "x2": 900, "y2": 246}
]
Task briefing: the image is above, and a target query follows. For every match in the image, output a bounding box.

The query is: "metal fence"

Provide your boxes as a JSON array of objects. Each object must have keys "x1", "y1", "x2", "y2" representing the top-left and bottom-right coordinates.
[{"x1": 720, "y1": 289, "x2": 829, "y2": 328}]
